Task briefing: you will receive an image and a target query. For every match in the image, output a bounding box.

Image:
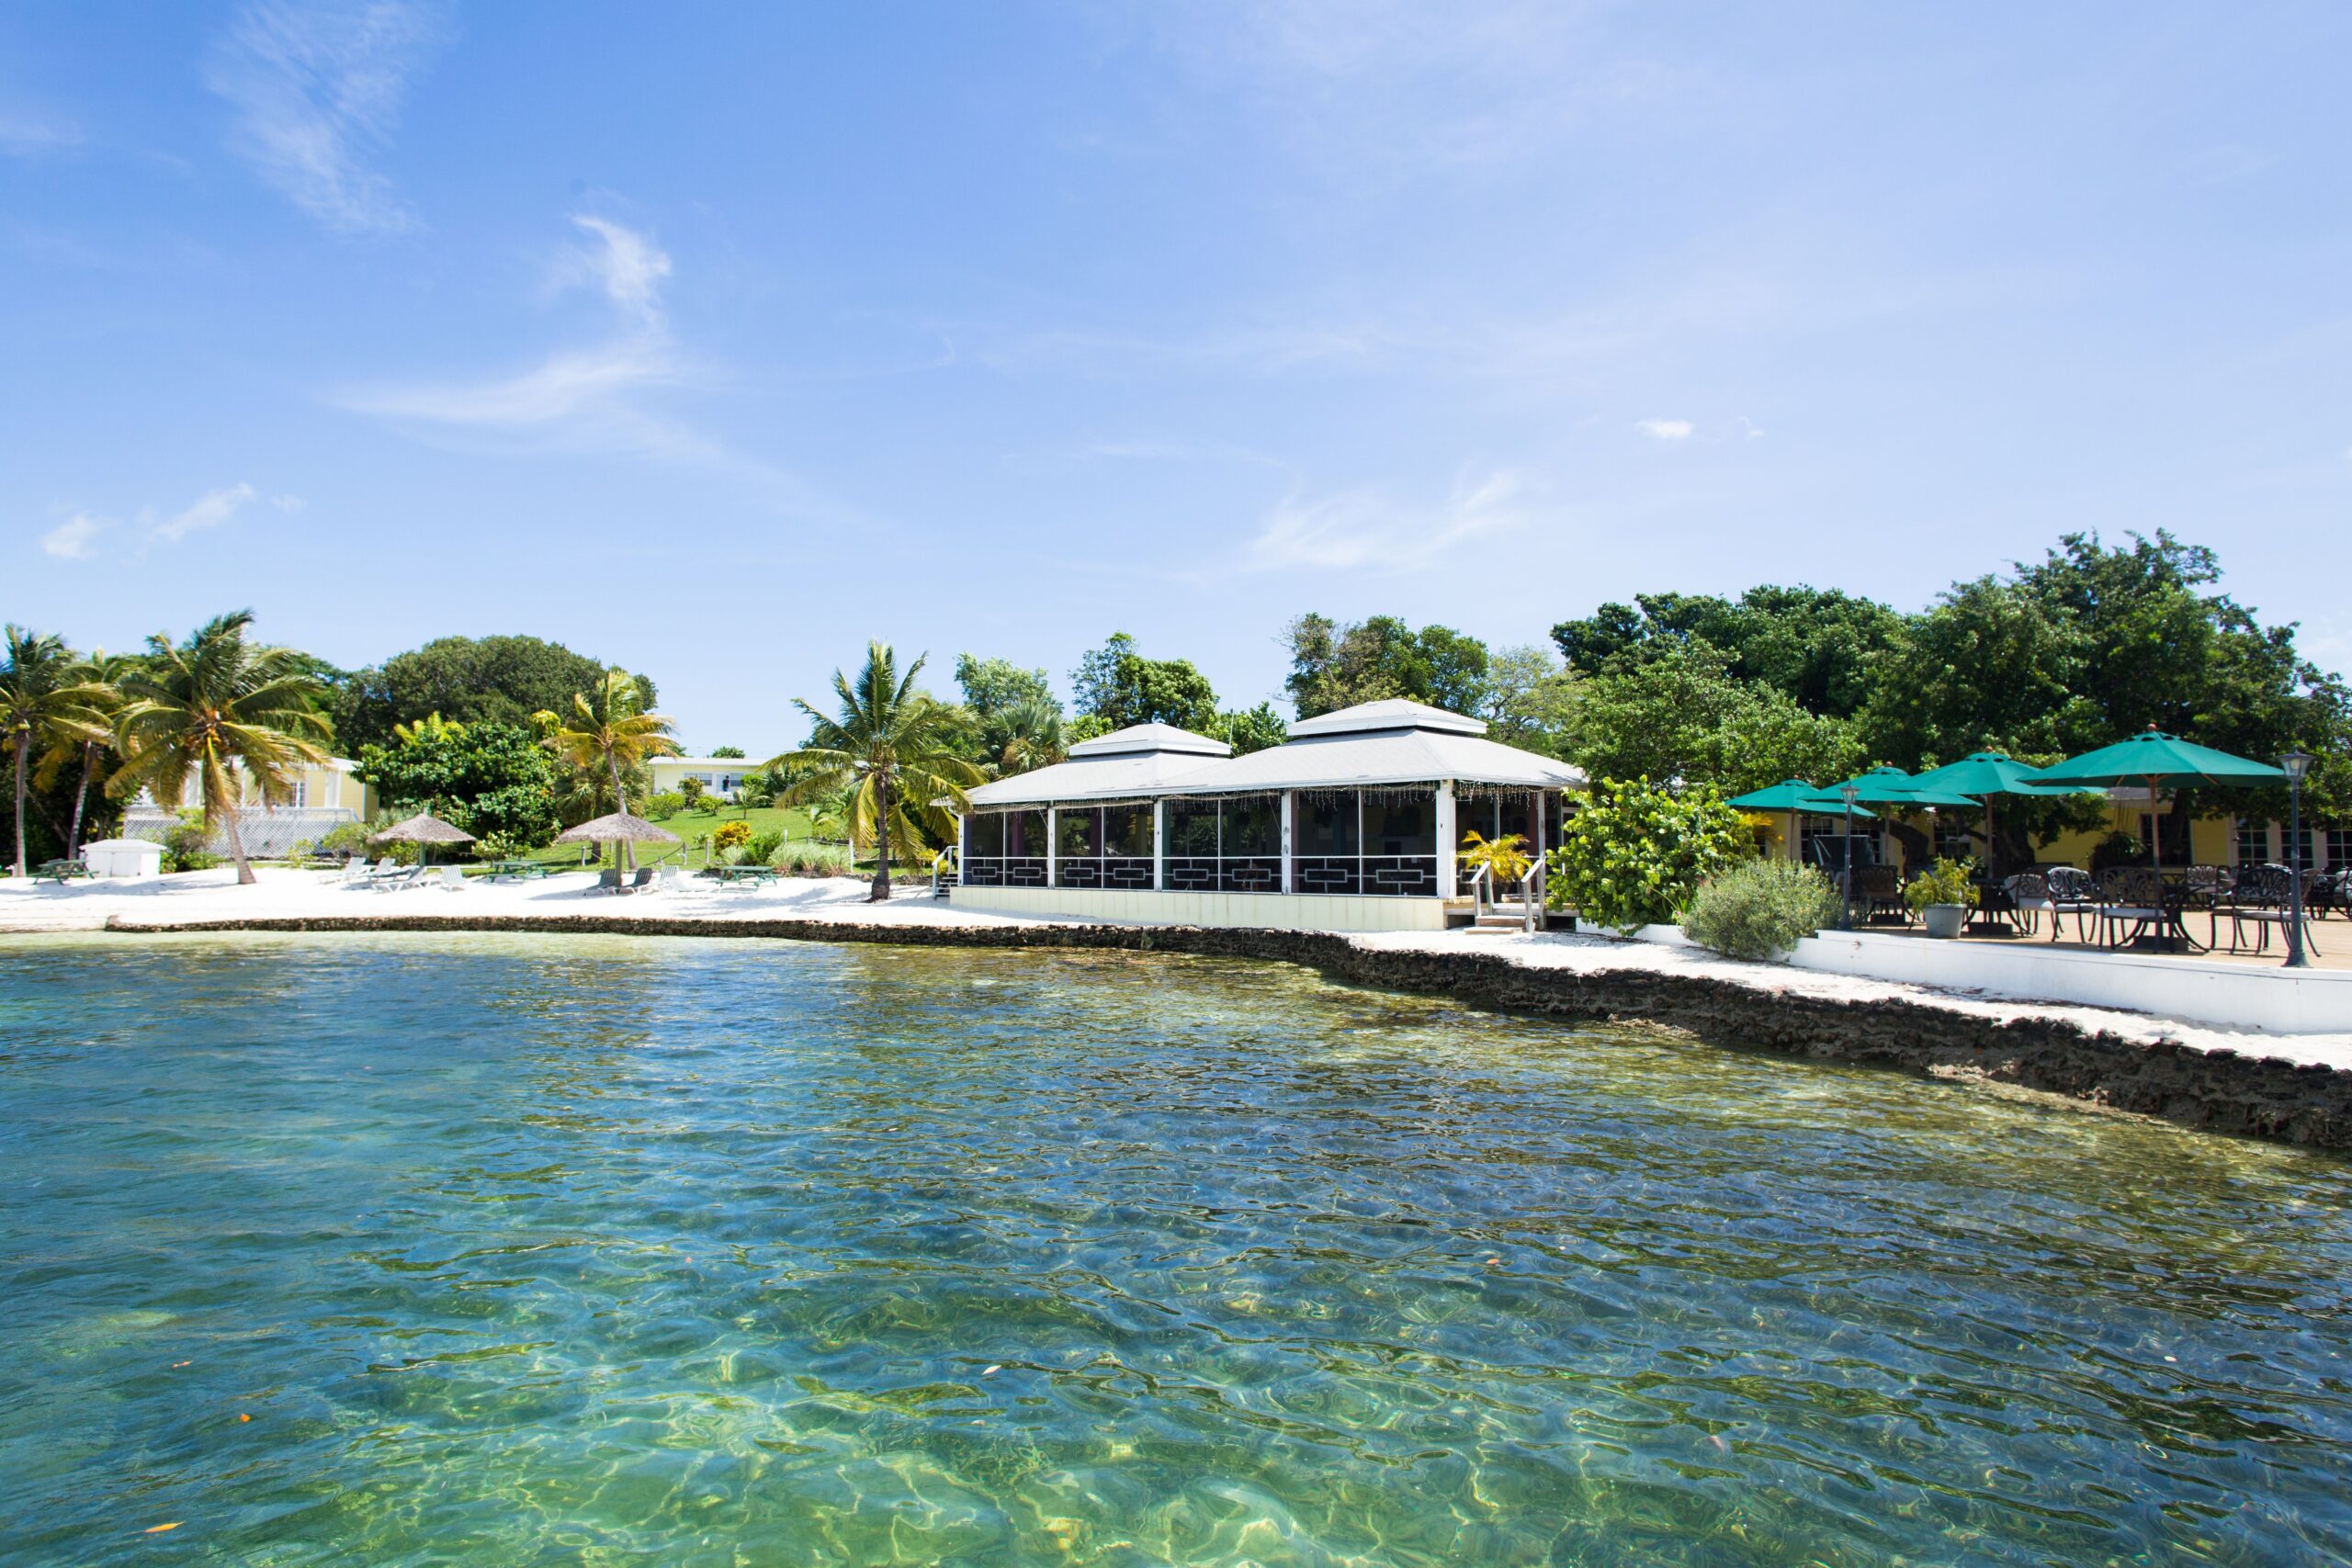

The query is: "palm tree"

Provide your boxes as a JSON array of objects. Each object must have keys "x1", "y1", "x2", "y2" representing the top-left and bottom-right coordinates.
[
  {"x1": 767, "y1": 642, "x2": 983, "y2": 901},
  {"x1": 3, "y1": 627, "x2": 112, "y2": 876},
  {"x1": 1458, "y1": 829, "x2": 1533, "y2": 888},
  {"x1": 539, "y1": 670, "x2": 680, "y2": 869},
  {"x1": 110, "y1": 612, "x2": 332, "y2": 886},
  {"x1": 33, "y1": 648, "x2": 136, "y2": 862},
  {"x1": 392, "y1": 711, "x2": 467, "y2": 744},
  {"x1": 982, "y1": 695, "x2": 1067, "y2": 778}
]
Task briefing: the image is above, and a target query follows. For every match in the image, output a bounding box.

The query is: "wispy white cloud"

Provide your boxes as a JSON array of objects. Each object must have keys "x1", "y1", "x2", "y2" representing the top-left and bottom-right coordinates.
[
  {"x1": 1635, "y1": 418, "x2": 1694, "y2": 441},
  {"x1": 0, "y1": 110, "x2": 82, "y2": 158},
  {"x1": 150, "y1": 482, "x2": 258, "y2": 542},
  {"x1": 41, "y1": 512, "x2": 106, "y2": 559},
  {"x1": 341, "y1": 215, "x2": 697, "y2": 452},
  {"x1": 1243, "y1": 468, "x2": 1532, "y2": 573},
  {"x1": 204, "y1": 0, "x2": 448, "y2": 235}
]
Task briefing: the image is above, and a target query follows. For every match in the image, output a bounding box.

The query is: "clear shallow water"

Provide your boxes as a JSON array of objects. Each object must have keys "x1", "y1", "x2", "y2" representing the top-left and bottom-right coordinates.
[{"x1": 2, "y1": 937, "x2": 2349, "y2": 1566}]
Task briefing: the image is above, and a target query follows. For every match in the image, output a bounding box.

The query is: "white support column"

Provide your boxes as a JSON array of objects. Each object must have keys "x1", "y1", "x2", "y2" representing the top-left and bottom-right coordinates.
[
  {"x1": 1280, "y1": 791, "x2": 1295, "y2": 894},
  {"x1": 1532, "y1": 791, "x2": 1546, "y2": 856},
  {"x1": 1436, "y1": 781, "x2": 1458, "y2": 897},
  {"x1": 1152, "y1": 800, "x2": 1165, "y2": 891},
  {"x1": 956, "y1": 809, "x2": 967, "y2": 882},
  {"x1": 1046, "y1": 807, "x2": 1058, "y2": 889}
]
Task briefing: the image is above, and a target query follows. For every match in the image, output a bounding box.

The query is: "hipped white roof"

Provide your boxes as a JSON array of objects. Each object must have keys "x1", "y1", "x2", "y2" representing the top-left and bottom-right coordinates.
[
  {"x1": 966, "y1": 723, "x2": 1229, "y2": 807},
  {"x1": 964, "y1": 704, "x2": 1583, "y2": 808}
]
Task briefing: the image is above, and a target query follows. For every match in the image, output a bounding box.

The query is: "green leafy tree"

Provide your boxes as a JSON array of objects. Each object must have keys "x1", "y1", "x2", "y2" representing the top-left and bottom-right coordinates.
[
  {"x1": 708, "y1": 745, "x2": 744, "y2": 759},
  {"x1": 1207, "y1": 702, "x2": 1288, "y2": 756},
  {"x1": 356, "y1": 720, "x2": 560, "y2": 847},
  {"x1": 1546, "y1": 777, "x2": 1752, "y2": 933},
  {"x1": 1482, "y1": 644, "x2": 1580, "y2": 755},
  {"x1": 769, "y1": 642, "x2": 984, "y2": 901},
  {"x1": 1069, "y1": 632, "x2": 1219, "y2": 730},
  {"x1": 3, "y1": 628, "x2": 112, "y2": 875},
  {"x1": 334, "y1": 635, "x2": 626, "y2": 753},
  {"x1": 1551, "y1": 586, "x2": 1901, "y2": 718},
  {"x1": 955, "y1": 654, "x2": 1058, "y2": 718},
  {"x1": 110, "y1": 612, "x2": 333, "y2": 886},
  {"x1": 1566, "y1": 642, "x2": 1861, "y2": 795},
  {"x1": 1284, "y1": 614, "x2": 1491, "y2": 718}
]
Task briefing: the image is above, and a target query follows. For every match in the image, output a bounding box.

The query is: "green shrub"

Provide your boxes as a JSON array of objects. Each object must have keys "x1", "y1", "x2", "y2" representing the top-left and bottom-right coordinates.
[
  {"x1": 469, "y1": 831, "x2": 526, "y2": 863},
  {"x1": 745, "y1": 829, "x2": 784, "y2": 864},
  {"x1": 1545, "y1": 777, "x2": 1750, "y2": 934},
  {"x1": 318, "y1": 821, "x2": 371, "y2": 860},
  {"x1": 712, "y1": 820, "x2": 751, "y2": 852},
  {"x1": 1682, "y1": 858, "x2": 1842, "y2": 961},
  {"x1": 778, "y1": 846, "x2": 851, "y2": 877},
  {"x1": 160, "y1": 812, "x2": 217, "y2": 873},
  {"x1": 645, "y1": 791, "x2": 687, "y2": 820},
  {"x1": 1905, "y1": 856, "x2": 1981, "y2": 910}
]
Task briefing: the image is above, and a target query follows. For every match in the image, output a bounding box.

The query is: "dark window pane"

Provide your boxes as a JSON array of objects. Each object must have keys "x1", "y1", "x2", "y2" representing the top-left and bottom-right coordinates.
[
  {"x1": 1223, "y1": 795, "x2": 1279, "y2": 857},
  {"x1": 967, "y1": 812, "x2": 1005, "y2": 858},
  {"x1": 1363, "y1": 794, "x2": 1433, "y2": 855},
  {"x1": 1168, "y1": 800, "x2": 1220, "y2": 857},
  {"x1": 1057, "y1": 807, "x2": 1102, "y2": 859},
  {"x1": 1008, "y1": 810, "x2": 1047, "y2": 858},
  {"x1": 1299, "y1": 795, "x2": 1359, "y2": 855},
  {"x1": 1105, "y1": 804, "x2": 1153, "y2": 859}
]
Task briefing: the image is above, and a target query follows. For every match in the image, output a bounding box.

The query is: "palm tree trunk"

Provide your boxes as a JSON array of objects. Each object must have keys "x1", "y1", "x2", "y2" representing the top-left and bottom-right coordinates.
[
  {"x1": 607, "y1": 755, "x2": 634, "y2": 872},
  {"x1": 870, "y1": 773, "x2": 892, "y2": 901},
  {"x1": 10, "y1": 732, "x2": 28, "y2": 877},
  {"x1": 216, "y1": 762, "x2": 255, "y2": 886},
  {"x1": 67, "y1": 741, "x2": 96, "y2": 860}
]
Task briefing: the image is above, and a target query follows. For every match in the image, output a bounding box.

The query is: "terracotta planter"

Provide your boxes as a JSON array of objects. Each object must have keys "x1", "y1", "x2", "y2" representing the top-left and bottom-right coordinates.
[{"x1": 1922, "y1": 903, "x2": 1967, "y2": 940}]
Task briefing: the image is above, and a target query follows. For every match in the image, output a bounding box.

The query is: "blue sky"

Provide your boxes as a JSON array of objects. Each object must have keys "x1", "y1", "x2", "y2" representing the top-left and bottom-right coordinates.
[{"x1": 6, "y1": 3, "x2": 2349, "y2": 751}]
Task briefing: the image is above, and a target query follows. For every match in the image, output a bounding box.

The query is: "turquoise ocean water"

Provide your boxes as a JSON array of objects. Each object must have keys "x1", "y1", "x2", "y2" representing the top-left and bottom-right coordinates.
[{"x1": 1, "y1": 933, "x2": 2347, "y2": 1565}]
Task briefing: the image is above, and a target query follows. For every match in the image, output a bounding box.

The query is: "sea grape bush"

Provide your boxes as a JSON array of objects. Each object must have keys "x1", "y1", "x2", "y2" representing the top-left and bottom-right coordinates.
[
  {"x1": 1682, "y1": 857, "x2": 1842, "y2": 961},
  {"x1": 1546, "y1": 777, "x2": 1750, "y2": 933}
]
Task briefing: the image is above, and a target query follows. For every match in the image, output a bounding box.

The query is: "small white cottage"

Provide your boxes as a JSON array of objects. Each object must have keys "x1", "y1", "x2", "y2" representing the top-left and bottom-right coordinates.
[{"x1": 81, "y1": 838, "x2": 164, "y2": 879}]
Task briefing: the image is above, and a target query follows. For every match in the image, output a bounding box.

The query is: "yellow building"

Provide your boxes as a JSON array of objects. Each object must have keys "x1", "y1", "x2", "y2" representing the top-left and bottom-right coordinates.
[{"x1": 123, "y1": 757, "x2": 379, "y2": 857}]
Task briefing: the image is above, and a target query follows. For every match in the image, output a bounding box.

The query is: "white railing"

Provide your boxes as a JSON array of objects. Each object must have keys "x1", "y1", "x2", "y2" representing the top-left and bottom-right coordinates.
[
  {"x1": 931, "y1": 845, "x2": 958, "y2": 898},
  {"x1": 1522, "y1": 856, "x2": 1546, "y2": 933}
]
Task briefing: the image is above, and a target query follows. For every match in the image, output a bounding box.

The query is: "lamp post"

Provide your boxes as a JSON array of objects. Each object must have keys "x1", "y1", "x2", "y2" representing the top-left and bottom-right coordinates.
[
  {"x1": 2283, "y1": 750, "x2": 2314, "y2": 969},
  {"x1": 1839, "y1": 783, "x2": 1860, "y2": 930}
]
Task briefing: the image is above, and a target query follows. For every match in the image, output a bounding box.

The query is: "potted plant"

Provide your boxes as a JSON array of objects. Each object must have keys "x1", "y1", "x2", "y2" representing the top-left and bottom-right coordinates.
[{"x1": 1905, "y1": 855, "x2": 1980, "y2": 939}]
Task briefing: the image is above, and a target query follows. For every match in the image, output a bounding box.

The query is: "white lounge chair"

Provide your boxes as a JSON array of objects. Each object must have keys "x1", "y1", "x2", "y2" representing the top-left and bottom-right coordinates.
[{"x1": 338, "y1": 858, "x2": 378, "y2": 886}]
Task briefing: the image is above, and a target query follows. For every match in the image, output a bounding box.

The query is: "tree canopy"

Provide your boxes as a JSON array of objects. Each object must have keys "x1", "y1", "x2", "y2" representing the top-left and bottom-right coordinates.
[
  {"x1": 1551, "y1": 586, "x2": 1901, "y2": 718},
  {"x1": 356, "y1": 720, "x2": 560, "y2": 849},
  {"x1": 1284, "y1": 615, "x2": 1492, "y2": 719},
  {"x1": 1069, "y1": 633, "x2": 1219, "y2": 731},
  {"x1": 333, "y1": 635, "x2": 634, "y2": 754}
]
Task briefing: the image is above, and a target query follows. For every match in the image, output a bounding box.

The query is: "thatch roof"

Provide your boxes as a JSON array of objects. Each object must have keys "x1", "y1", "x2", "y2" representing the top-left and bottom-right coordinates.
[
  {"x1": 555, "y1": 811, "x2": 681, "y2": 846},
  {"x1": 369, "y1": 811, "x2": 477, "y2": 845}
]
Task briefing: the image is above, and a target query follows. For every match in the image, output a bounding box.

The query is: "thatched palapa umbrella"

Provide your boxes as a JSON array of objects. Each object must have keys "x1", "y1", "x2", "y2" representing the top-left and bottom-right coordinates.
[
  {"x1": 555, "y1": 811, "x2": 679, "y2": 872},
  {"x1": 369, "y1": 811, "x2": 476, "y2": 867}
]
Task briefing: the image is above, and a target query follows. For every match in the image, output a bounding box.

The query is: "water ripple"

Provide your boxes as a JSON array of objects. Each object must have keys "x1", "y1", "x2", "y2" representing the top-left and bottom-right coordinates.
[{"x1": 1, "y1": 932, "x2": 2348, "y2": 1565}]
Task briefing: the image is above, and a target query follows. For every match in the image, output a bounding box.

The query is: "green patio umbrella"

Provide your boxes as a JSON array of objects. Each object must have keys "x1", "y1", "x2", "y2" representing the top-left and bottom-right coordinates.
[
  {"x1": 1726, "y1": 780, "x2": 1873, "y2": 864},
  {"x1": 1822, "y1": 765, "x2": 1982, "y2": 810},
  {"x1": 1905, "y1": 750, "x2": 2098, "y2": 874},
  {"x1": 2026, "y1": 731, "x2": 2286, "y2": 875}
]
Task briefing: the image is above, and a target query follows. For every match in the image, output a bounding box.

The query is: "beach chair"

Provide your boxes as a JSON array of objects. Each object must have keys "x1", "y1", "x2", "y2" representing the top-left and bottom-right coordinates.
[
  {"x1": 594, "y1": 867, "x2": 625, "y2": 895},
  {"x1": 621, "y1": 867, "x2": 656, "y2": 895},
  {"x1": 369, "y1": 863, "x2": 430, "y2": 893},
  {"x1": 339, "y1": 858, "x2": 378, "y2": 886}
]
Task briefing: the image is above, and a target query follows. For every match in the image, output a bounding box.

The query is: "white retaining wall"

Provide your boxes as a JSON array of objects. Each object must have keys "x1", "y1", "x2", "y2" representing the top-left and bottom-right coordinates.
[
  {"x1": 949, "y1": 886, "x2": 1451, "y2": 932},
  {"x1": 1636, "y1": 924, "x2": 2352, "y2": 1035}
]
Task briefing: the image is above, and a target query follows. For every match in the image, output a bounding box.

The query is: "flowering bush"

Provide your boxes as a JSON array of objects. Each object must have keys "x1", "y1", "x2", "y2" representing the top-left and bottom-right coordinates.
[
  {"x1": 1546, "y1": 777, "x2": 1751, "y2": 934},
  {"x1": 1682, "y1": 857, "x2": 1842, "y2": 961},
  {"x1": 712, "y1": 820, "x2": 752, "y2": 852}
]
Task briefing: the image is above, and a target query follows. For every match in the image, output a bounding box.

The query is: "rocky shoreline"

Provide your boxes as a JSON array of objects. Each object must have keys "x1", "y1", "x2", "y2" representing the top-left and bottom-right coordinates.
[{"x1": 91, "y1": 910, "x2": 2352, "y2": 1154}]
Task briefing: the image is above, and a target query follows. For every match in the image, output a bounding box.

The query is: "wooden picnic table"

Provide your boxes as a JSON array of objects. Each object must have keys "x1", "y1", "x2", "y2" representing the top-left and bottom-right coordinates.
[
  {"x1": 34, "y1": 859, "x2": 89, "y2": 885},
  {"x1": 708, "y1": 863, "x2": 780, "y2": 886},
  {"x1": 486, "y1": 860, "x2": 555, "y2": 882}
]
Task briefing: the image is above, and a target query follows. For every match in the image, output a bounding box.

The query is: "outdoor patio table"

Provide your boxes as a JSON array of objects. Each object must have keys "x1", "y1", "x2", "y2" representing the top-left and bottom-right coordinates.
[
  {"x1": 2101, "y1": 874, "x2": 2207, "y2": 954},
  {"x1": 1967, "y1": 877, "x2": 2021, "y2": 936}
]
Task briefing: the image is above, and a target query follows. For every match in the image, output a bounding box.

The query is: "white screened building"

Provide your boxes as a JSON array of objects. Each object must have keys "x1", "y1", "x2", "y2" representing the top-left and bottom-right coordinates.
[{"x1": 950, "y1": 699, "x2": 1585, "y2": 931}]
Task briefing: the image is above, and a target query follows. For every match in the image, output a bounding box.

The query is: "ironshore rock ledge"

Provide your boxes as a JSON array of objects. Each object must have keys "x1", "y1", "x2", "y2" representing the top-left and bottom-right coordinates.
[{"x1": 34, "y1": 883, "x2": 2348, "y2": 1154}]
